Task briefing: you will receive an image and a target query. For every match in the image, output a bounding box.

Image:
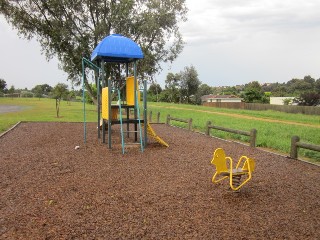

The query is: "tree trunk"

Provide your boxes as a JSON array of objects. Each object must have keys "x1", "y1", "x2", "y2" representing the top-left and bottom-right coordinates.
[
  {"x1": 84, "y1": 79, "x2": 98, "y2": 105},
  {"x1": 56, "y1": 98, "x2": 60, "y2": 118}
]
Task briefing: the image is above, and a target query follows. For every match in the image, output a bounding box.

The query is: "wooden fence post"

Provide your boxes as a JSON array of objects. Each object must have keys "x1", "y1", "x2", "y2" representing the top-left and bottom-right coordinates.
[
  {"x1": 206, "y1": 121, "x2": 212, "y2": 135},
  {"x1": 166, "y1": 114, "x2": 170, "y2": 125},
  {"x1": 188, "y1": 118, "x2": 193, "y2": 131},
  {"x1": 157, "y1": 112, "x2": 160, "y2": 123},
  {"x1": 290, "y1": 136, "x2": 300, "y2": 159},
  {"x1": 250, "y1": 129, "x2": 257, "y2": 147}
]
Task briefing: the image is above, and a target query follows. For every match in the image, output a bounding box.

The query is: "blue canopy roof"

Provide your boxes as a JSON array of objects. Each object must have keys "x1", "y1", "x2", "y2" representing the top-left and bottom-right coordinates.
[{"x1": 91, "y1": 34, "x2": 144, "y2": 63}]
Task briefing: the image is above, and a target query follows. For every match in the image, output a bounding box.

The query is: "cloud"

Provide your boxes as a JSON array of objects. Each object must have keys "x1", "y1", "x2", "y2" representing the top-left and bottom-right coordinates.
[{"x1": 181, "y1": 0, "x2": 320, "y2": 45}]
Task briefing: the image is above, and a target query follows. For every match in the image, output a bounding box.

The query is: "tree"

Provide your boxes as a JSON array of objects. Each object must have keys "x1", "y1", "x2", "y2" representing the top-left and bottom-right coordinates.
[
  {"x1": 51, "y1": 83, "x2": 69, "y2": 118},
  {"x1": 32, "y1": 85, "x2": 44, "y2": 99},
  {"x1": 315, "y1": 78, "x2": 320, "y2": 92},
  {"x1": 1, "y1": 1, "x2": 187, "y2": 103},
  {"x1": 164, "y1": 72, "x2": 181, "y2": 103},
  {"x1": 195, "y1": 83, "x2": 212, "y2": 105},
  {"x1": 148, "y1": 82, "x2": 162, "y2": 102},
  {"x1": 179, "y1": 65, "x2": 201, "y2": 104},
  {"x1": 32, "y1": 84, "x2": 53, "y2": 99},
  {"x1": 0, "y1": 78, "x2": 7, "y2": 92},
  {"x1": 293, "y1": 92, "x2": 320, "y2": 106},
  {"x1": 8, "y1": 85, "x2": 15, "y2": 94},
  {"x1": 241, "y1": 81, "x2": 264, "y2": 103}
]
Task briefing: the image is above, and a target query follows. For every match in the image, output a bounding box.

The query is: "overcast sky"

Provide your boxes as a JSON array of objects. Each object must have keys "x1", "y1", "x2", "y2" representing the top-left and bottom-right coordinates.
[{"x1": 1, "y1": 0, "x2": 320, "y2": 90}]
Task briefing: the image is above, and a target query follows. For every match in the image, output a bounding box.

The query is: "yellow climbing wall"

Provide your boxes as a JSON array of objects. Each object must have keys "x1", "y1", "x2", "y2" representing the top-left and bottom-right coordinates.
[
  {"x1": 126, "y1": 76, "x2": 140, "y2": 105},
  {"x1": 102, "y1": 87, "x2": 109, "y2": 119}
]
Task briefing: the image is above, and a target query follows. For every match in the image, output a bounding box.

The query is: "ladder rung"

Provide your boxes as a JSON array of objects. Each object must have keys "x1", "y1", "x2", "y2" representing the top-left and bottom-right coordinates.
[{"x1": 125, "y1": 143, "x2": 142, "y2": 146}]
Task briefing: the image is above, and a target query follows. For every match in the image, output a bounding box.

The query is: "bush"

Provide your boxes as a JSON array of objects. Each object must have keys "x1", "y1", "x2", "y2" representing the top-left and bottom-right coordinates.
[{"x1": 20, "y1": 91, "x2": 34, "y2": 98}]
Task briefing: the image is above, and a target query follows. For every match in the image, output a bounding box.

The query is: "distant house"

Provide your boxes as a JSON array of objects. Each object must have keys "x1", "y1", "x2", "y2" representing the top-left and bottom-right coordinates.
[
  {"x1": 270, "y1": 97, "x2": 295, "y2": 105},
  {"x1": 201, "y1": 95, "x2": 243, "y2": 103}
]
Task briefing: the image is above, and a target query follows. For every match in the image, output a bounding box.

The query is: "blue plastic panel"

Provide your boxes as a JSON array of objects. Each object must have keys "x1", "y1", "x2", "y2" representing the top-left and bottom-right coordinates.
[{"x1": 91, "y1": 34, "x2": 144, "y2": 63}]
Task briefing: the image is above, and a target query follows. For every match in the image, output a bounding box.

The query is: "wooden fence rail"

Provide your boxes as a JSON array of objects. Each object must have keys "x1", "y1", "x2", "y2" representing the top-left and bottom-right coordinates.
[
  {"x1": 290, "y1": 136, "x2": 320, "y2": 159},
  {"x1": 206, "y1": 121, "x2": 257, "y2": 147},
  {"x1": 166, "y1": 114, "x2": 193, "y2": 131},
  {"x1": 148, "y1": 111, "x2": 161, "y2": 123}
]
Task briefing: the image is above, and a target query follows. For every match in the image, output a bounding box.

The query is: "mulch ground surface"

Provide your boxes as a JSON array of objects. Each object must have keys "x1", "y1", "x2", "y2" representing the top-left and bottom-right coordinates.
[{"x1": 0, "y1": 122, "x2": 319, "y2": 239}]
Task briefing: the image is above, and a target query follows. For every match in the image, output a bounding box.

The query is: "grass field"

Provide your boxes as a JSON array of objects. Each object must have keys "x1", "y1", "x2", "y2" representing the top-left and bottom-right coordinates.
[
  {"x1": 1, "y1": 98, "x2": 319, "y2": 162},
  {"x1": 0, "y1": 98, "x2": 97, "y2": 133},
  {"x1": 148, "y1": 102, "x2": 320, "y2": 162}
]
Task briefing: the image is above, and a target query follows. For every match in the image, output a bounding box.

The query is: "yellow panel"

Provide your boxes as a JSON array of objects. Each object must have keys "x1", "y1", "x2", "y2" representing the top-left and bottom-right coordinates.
[
  {"x1": 102, "y1": 87, "x2": 109, "y2": 119},
  {"x1": 126, "y1": 76, "x2": 141, "y2": 105}
]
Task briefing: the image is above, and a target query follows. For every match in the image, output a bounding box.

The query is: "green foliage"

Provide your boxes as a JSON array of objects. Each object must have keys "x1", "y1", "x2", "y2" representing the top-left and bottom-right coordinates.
[
  {"x1": 282, "y1": 98, "x2": 293, "y2": 105},
  {"x1": 51, "y1": 83, "x2": 69, "y2": 117},
  {"x1": 147, "y1": 82, "x2": 162, "y2": 102},
  {"x1": 51, "y1": 83, "x2": 69, "y2": 100},
  {"x1": 265, "y1": 75, "x2": 320, "y2": 97},
  {"x1": 1, "y1": 0, "x2": 187, "y2": 101},
  {"x1": 85, "y1": 84, "x2": 97, "y2": 104},
  {"x1": 148, "y1": 83, "x2": 162, "y2": 95},
  {"x1": 162, "y1": 66, "x2": 201, "y2": 104},
  {"x1": 8, "y1": 85, "x2": 15, "y2": 94},
  {"x1": 179, "y1": 65, "x2": 201, "y2": 104},
  {"x1": 164, "y1": 72, "x2": 181, "y2": 103},
  {"x1": 241, "y1": 81, "x2": 264, "y2": 103},
  {"x1": 20, "y1": 91, "x2": 34, "y2": 98},
  {"x1": 293, "y1": 92, "x2": 320, "y2": 106},
  {"x1": 195, "y1": 84, "x2": 212, "y2": 104},
  {"x1": 32, "y1": 84, "x2": 53, "y2": 98},
  {"x1": 0, "y1": 79, "x2": 7, "y2": 92}
]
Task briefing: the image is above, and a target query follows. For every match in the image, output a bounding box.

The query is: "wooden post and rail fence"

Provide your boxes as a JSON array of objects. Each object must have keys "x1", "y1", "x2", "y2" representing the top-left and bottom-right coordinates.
[
  {"x1": 205, "y1": 121, "x2": 257, "y2": 148},
  {"x1": 148, "y1": 111, "x2": 161, "y2": 123},
  {"x1": 166, "y1": 114, "x2": 193, "y2": 131},
  {"x1": 290, "y1": 136, "x2": 320, "y2": 159},
  {"x1": 148, "y1": 111, "x2": 320, "y2": 160}
]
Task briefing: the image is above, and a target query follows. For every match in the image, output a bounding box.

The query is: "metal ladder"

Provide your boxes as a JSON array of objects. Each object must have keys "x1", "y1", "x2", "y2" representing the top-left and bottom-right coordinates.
[{"x1": 118, "y1": 89, "x2": 144, "y2": 154}]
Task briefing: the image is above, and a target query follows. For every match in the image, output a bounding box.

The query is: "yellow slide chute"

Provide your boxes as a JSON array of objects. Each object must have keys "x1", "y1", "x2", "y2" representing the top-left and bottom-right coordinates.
[{"x1": 145, "y1": 123, "x2": 169, "y2": 147}]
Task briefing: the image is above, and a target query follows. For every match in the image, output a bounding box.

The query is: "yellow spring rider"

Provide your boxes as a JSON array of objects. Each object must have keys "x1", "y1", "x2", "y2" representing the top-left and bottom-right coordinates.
[{"x1": 211, "y1": 148, "x2": 255, "y2": 191}]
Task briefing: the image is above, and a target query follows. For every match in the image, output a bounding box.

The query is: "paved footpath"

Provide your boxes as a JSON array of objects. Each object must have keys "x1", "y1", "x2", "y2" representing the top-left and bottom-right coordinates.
[{"x1": 0, "y1": 105, "x2": 27, "y2": 114}]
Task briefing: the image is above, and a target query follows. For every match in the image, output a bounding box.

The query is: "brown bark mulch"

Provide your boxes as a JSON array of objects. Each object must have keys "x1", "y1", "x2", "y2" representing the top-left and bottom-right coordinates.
[{"x1": 0, "y1": 122, "x2": 319, "y2": 239}]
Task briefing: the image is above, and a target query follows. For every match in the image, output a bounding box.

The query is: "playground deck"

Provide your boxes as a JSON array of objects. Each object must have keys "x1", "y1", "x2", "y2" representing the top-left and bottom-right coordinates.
[{"x1": 0, "y1": 122, "x2": 319, "y2": 239}]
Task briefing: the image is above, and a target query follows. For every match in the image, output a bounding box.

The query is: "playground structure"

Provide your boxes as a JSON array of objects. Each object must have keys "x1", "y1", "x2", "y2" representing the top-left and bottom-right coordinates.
[
  {"x1": 211, "y1": 148, "x2": 255, "y2": 191},
  {"x1": 82, "y1": 34, "x2": 168, "y2": 153},
  {"x1": 81, "y1": 34, "x2": 146, "y2": 154}
]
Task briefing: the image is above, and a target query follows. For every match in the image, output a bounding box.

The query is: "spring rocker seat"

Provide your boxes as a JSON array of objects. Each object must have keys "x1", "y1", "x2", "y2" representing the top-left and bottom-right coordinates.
[{"x1": 211, "y1": 148, "x2": 255, "y2": 191}]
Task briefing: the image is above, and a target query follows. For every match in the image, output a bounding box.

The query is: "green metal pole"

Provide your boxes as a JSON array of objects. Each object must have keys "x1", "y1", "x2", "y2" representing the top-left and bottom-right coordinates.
[
  {"x1": 101, "y1": 60, "x2": 106, "y2": 144},
  {"x1": 143, "y1": 79, "x2": 148, "y2": 147},
  {"x1": 108, "y1": 73, "x2": 112, "y2": 149},
  {"x1": 96, "y1": 67, "x2": 100, "y2": 139},
  {"x1": 134, "y1": 61, "x2": 137, "y2": 142},
  {"x1": 81, "y1": 58, "x2": 86, "y2": 143}
]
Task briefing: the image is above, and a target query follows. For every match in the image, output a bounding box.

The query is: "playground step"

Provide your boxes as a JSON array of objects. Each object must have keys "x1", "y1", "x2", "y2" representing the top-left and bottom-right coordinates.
[
  {"x1": 125, "y1": 142, "x2": 142, "y2": 146},
  {"x1": 123, "y1": 130, "x2": 139, "y2": 133}
]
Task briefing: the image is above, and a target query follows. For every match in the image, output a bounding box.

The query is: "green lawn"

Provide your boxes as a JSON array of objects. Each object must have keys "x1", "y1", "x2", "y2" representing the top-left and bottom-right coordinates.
[
  {"x1": 0, "y1": 98, "x2": 97, "y2": 133},
  {"x1": 148, "y1": 102, "x2": 320, "y2": 162},
  {"x1": 1, "y1": 98, "x2": 319, "y2": 162}
]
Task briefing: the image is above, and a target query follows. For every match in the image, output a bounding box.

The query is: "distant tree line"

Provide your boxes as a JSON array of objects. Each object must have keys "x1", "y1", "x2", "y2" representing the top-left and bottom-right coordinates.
[
  {"x1": 0, "y1": 78, "x2": 82, "y2": 103},
  {"x1": 148, "y1": 74, "x2": 320, "y2": 106},
  {"x1": 1, "y1": 73, "x2": 319, "y2": 107}
]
